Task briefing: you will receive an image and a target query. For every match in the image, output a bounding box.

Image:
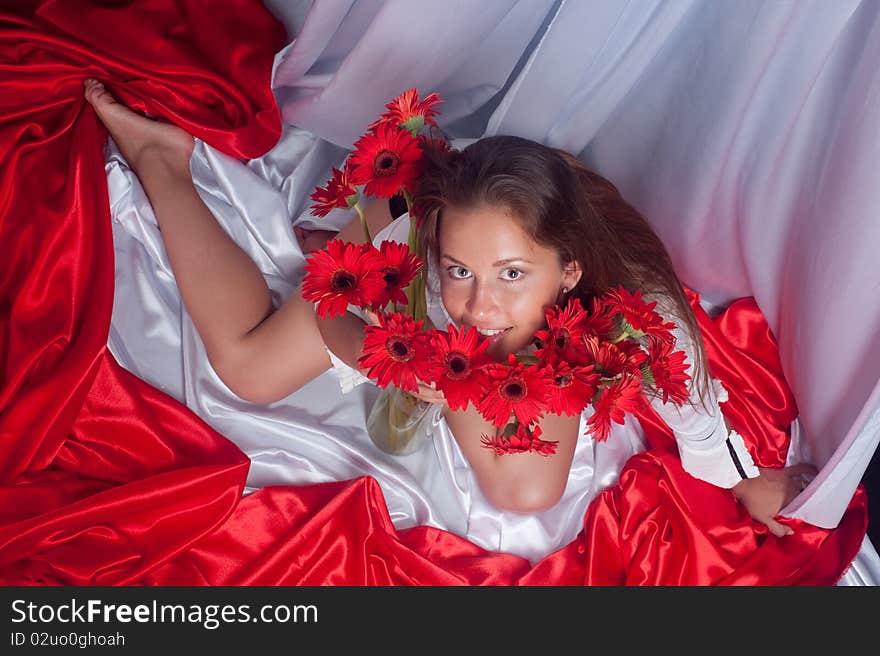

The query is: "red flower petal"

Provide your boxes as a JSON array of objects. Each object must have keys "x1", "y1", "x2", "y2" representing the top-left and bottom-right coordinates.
[
  {"x1": 359, "y1": 312, "x2": 432, "y2": 393},
  {"x1": 301, "y1": 240, "x2": 386, "y2": 318},
  {"x1": 480, "y1": 424, "x2": 558, "y2": 456},
  {"x1": 309, "y1": 164, "x2": 359, "y2": 217},
  {"x1": 582, "y1": 296, "x2": 616, "y2": 338},
  {"x1": 477, "y1": 355, "x2": 551, "y2": 427},
  {"x1": 425, "y1": 324, "x2": 492, "y2": 411},
  {"x1": 585, "y1": 374, "x2": 643, "y2": 442},
  {"x1": 603, "y1": 286, "x2": 676, "y2": 344},
  {"x1": 374, "y1": 240, "x2": 423, "y2": 309},
  {"x1": 545, "y1": 362, "x2": 600, "y2": 416},
  {"x1": 368, "y1": 88, "x2": 443, "y2": 133},
  {"x1": 582, "y1": 335, "x2": 631, "y2": 378},
  {"x1": 648, "y1": 340, "x2": 691, "y2": 404},
  {"x1": 349, "y1": 123, "x2": 423, "y2": 198},
  {"x1": 534, "y1": 297, "x2": 590, "y2": 366}
]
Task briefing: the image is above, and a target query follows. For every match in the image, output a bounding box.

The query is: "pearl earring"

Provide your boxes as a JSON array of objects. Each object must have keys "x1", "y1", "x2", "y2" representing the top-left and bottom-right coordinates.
[{"x1": 561, "y1": 287, "x2": 569, "y2": 294}]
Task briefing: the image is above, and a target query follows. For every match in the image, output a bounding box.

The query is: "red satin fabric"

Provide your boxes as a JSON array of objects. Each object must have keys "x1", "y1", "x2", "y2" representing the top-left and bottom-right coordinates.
[{"x1": 0, "y1": 0, "x2": 866, "y2": 586}]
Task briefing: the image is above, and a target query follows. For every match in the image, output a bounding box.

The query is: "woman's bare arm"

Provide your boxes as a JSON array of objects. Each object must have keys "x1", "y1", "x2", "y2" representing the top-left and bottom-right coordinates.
[{"x1": 443, "y1": 405, "x2": 580, "y2": 513}]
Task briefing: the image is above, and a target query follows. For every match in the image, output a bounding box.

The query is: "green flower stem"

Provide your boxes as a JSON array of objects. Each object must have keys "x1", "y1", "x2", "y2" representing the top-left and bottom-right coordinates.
[
  {"x1": 609, "y1": 330, "x2": 629, "y2": 344},
  {"x1": 354, "y1": 202, "x2": 371, "y2": 243},
  {"x1": 402, "y1": 187, "x2": 427, "y2": 322}
]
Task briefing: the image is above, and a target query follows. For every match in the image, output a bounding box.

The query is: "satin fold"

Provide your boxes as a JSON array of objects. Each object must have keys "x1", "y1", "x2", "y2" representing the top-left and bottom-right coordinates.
[{"x1": 0, "y1": 0, "x2": 869, "y2": 586}]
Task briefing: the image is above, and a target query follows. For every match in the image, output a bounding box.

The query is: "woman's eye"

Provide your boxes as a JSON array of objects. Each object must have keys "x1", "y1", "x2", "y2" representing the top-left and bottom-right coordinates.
[
  {"x1": 448, "y1": 265, "x2": 471, "y2": 279},
  {"x1": 500, "y1": 268, "x2": 522, "y2": 281}
]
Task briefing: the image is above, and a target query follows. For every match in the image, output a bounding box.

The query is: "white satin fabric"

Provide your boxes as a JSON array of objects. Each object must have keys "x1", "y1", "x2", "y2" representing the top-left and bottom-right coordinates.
[
  {"x1": 267, "y1": 0, "x2": 880, "y2": 534},
  {"x1": 421, "y1": 404, "x2": 646, "y2": 562}
]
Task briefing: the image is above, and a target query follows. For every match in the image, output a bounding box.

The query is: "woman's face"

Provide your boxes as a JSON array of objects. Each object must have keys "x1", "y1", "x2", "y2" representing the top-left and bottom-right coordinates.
[{"x1": 437, "y1": 204, "x2": 582, "y2": 359}]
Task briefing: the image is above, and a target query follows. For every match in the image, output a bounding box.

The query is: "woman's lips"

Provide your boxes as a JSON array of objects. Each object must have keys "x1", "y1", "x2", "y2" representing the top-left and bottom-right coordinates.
[{"x1": 475, "y1": 326, "x2": 512, "y2": 346}]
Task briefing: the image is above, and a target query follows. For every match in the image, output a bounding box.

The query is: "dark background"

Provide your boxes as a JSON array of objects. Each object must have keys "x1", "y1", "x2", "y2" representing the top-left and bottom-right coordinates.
[{"x1": 864, "y1": 448, "x2": 879, "y2": 548}]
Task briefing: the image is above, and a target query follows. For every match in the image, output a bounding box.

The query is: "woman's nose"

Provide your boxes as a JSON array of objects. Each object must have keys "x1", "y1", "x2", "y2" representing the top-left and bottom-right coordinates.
[{"x1": 465, "y1": 281, "x2": 498, "y2": 319}]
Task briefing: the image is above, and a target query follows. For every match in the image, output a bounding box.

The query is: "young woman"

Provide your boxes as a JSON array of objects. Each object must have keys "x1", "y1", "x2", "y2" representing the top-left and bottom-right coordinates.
[{"x1": 83, "y1": 78, "x2": 815, "y2": 561}]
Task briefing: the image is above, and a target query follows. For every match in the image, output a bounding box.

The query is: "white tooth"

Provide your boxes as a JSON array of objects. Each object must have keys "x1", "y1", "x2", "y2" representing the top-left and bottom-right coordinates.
[{"x1": 477, "y1": 328, "x2": 506, "y2": 336}]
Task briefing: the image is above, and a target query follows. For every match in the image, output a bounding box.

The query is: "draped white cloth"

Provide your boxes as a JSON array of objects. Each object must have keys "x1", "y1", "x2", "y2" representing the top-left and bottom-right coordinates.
[
  {"x1": 269, "y1": 0, "x2": 880, "y2": 532},
  {"x1": 103, "y1": 0, "x2": 880, "y2": 583}
]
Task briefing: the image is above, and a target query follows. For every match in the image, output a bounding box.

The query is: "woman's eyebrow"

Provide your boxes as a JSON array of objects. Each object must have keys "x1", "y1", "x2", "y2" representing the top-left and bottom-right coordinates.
[
  {"x1": 440, "y1": 254, "x2": 532, "y2": 266},
  {"x1": 491, "y1": 257, "x2": 532, "y2": 266},
  {"x1": 440, "y1": 254, "x2": 468, "y2": 266}
]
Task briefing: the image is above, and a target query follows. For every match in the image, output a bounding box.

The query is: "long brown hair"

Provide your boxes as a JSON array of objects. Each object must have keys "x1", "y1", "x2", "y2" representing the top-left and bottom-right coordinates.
[{"x1": 413, "y1": 135, "x2": 710, "y2": 400}]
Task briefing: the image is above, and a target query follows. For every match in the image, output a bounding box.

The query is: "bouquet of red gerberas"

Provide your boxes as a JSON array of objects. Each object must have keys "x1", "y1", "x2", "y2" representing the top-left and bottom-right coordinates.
[
  {"x1": 303, "y1": 88, "x2": 445, "y2": 327},
  {"x1": 302, "y1": 89, "x2": 692, "y2": 455},
  {"x1": 476, "y1": 289, "x2": 691, "y2": 455}
]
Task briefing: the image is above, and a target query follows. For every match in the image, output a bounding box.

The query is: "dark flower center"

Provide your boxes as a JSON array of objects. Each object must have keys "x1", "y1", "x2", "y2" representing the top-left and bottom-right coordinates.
[
  {"x1": 444, "y1": 352, "x2": 470, "y2": 380},
  {"x1": 382, "y1": 266, "x2": 400, "y2": 287},
  {"x1": 500, "y1": 377, "x2": 527, "y2": 402},
  {"x1": 386, "y1": 335, "x2": 414, "y2": 363},
  {"x1": 330, "y1": 269, "x2": 357, "y2": 292},
  {"x1": 553, "y1": 328, "x2": 570, "y2": 350},
  {"x1": 373, "y1": 150, "x2": 400, "y2": 178},
  {"x1": 554, "y1": 374, "x2": 572, "y2": 388}
]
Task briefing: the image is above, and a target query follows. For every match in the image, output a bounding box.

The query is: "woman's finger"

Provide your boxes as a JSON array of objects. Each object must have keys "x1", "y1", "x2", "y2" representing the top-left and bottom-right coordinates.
[
  {"x1": 764, "y1": 517, "x2": 794, "y2": 538},
  {"x1": 416, "y1": 382, "x2": 446, "y2": 405}
]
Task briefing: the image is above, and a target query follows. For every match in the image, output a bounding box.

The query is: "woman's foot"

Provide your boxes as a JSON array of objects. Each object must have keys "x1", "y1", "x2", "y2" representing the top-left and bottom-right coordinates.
[{"x1": 83, "y1": 78, "x2": 194, "y2": 174}]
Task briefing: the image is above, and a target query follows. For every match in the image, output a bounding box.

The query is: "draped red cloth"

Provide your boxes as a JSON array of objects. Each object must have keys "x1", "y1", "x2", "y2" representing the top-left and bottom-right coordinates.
[{"x1": 0, "y1": 0, "x2": 867, "y2": 586}]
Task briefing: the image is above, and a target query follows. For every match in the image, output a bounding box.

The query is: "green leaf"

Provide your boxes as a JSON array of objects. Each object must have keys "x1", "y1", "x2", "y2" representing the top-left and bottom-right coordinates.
[
  {"x1": 619, "y1": 317, "x2": 645, "y2": 340},
  {"x1": 400, "y1": 115, "x2": 425, "y2": 136}
]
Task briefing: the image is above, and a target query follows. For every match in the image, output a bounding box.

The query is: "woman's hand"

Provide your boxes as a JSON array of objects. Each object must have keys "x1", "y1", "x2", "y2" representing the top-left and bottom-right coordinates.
[
  {"x1": 732, "y1": 464, "x2": 818, "y2": 537},
  {"x1": 412, "y1": 380, "x2": 446, "y2": 405}
]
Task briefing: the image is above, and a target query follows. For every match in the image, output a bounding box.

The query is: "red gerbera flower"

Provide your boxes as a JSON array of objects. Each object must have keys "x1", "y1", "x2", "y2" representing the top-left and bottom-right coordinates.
[
  {"x1": 481, "y1": 423, "x2": 558, "y2": 457},
  {"x1": 582, "y1": 296, "x2": 616, "y2": 338},
  {"x1": 616, "y1": 338, "x2": 649, "y2": 371},
  {"x1": 534, "y1": 297, "x2": 590, "y2": 366},
  {"x1": 301, "y1": 239, "x2": 385, "y2": 318},
  {"x1": 545, "y1": 362, "x2": 600, "y2": 417},
  {"x1": 585, "y1": 374, "x2": 643, "y2": 442},
  {"x1": 582, "y1": 335, "x2": 633, "y2": 378},
  {"x1": 369, "y1": 88, "x2": 442, "y2": 135},
  {"x1": 374, "y1": 241, "x2": 423, "y2": 309},
  {"x1": 309, "y1": 164, "x2": 359, "y2": 217},
  {"x1": 359, "y1": 312, "x2": 432, "y2": 393},
  {"x1": 477, "y1": 354, "x2": 551, "y2": 427},
  {"x1": 349, "y1": 123, "x2": 423, "y2": 198},
  {"x1": 647, "y1": 340, "x2": 691, "y2": 404},
  {"x1": 425, "y1": 324, "x2": 492, "y2": 411},
  {"x1": 604, "y1": 286, "x2": 676, "y2": 344}
]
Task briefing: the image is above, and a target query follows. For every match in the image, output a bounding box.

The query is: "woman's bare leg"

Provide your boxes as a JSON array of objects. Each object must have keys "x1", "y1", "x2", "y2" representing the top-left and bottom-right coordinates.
[{"x1": 84, "y1": 79, "x2": 329, "y2": 403}]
